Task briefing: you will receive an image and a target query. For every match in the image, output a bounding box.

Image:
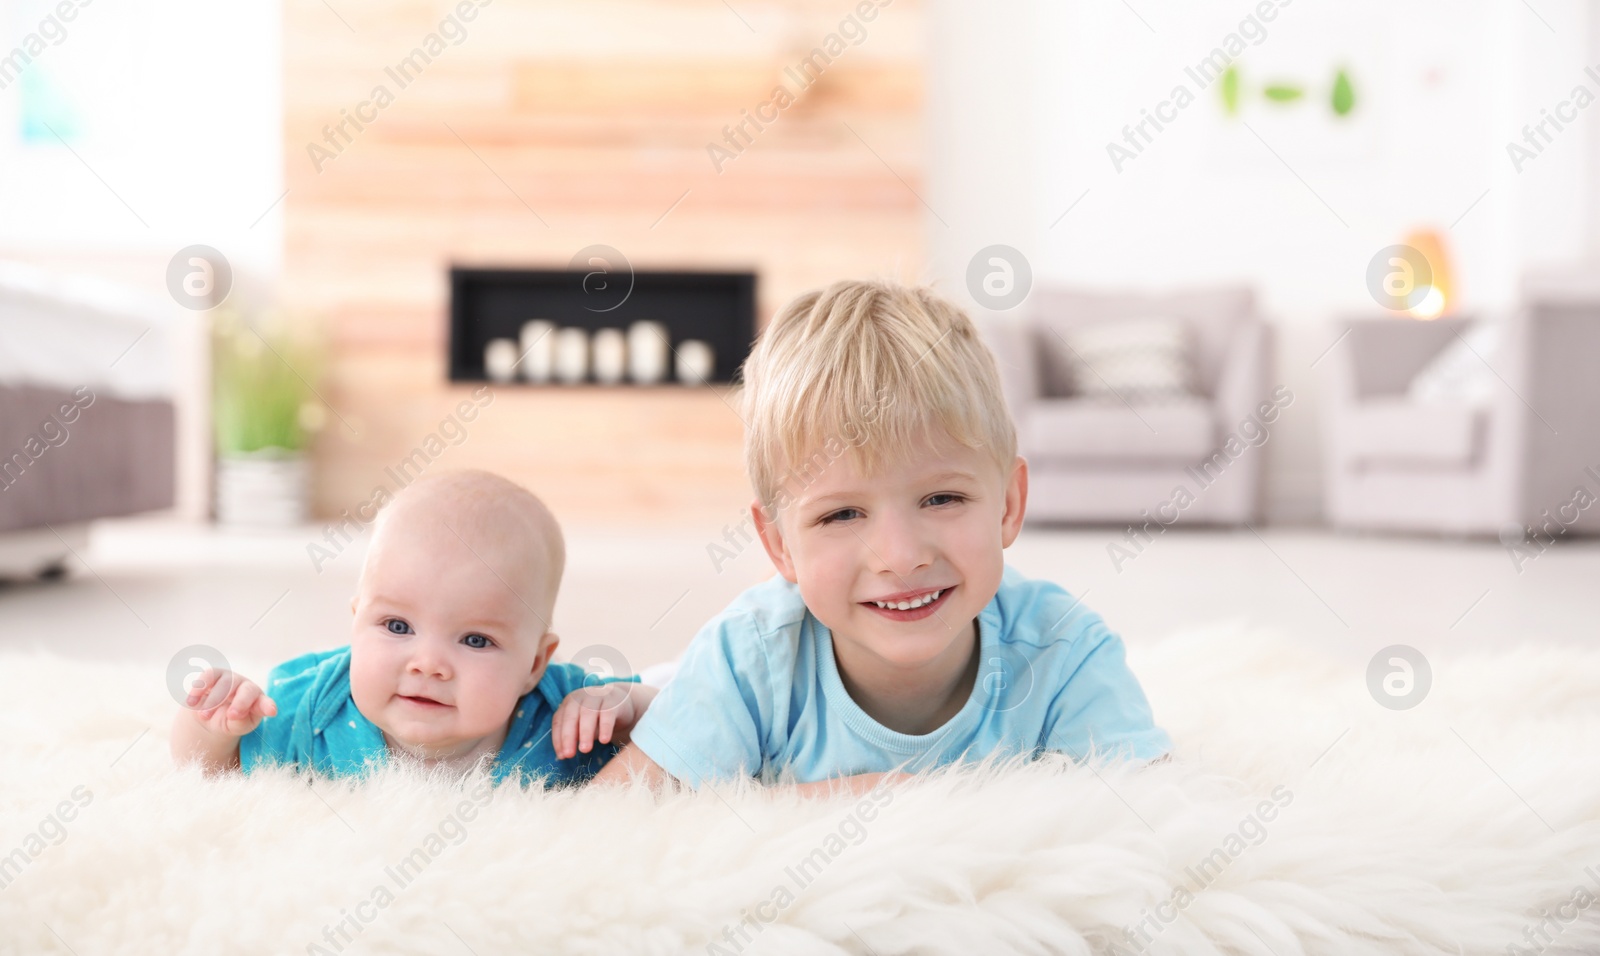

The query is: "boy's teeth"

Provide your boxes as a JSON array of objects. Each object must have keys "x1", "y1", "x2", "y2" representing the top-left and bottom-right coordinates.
[{"x1": 874, "y1": 588, "x2": 943, "y2": 610}]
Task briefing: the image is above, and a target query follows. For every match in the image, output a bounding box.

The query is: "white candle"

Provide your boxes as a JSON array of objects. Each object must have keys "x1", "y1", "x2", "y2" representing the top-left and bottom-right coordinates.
[
  {"x1": 553, "y1": 327, "x2": 590, "y2": 384},
  {"x1": 628, "y1": 321, "x2": 669, "y2": 384},
  {"x1": 484, "y1": 338, "x2": 519, "y2": 383},
  {"x1": 676, "y1": 339, "x2": 715, "y2": 385},
  {"x1": 520, "y1": 320, "x2": 555, "y2": 383},
  {"x1": 592, "y1": 328, "x2": 627, "y2": 385}
]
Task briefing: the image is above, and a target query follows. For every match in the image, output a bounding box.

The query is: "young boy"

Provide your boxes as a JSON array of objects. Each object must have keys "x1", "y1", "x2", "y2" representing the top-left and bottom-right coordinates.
[
  {"x1": 594, "y1": 280, "x2": 1172, "y2": 796},
  {"x1": 170, "y1": 469, "x2": 659, "y2": 786}
]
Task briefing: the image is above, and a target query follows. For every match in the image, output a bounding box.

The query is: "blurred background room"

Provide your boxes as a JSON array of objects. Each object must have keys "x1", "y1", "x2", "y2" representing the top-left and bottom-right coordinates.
[{"x1": 1, "y1": 0, "x2": 1596, "y2": 682}]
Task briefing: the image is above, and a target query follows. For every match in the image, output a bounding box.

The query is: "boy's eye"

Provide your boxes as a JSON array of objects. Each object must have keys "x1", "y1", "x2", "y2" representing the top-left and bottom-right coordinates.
[
  {"x1": 384, "y1": 619, "x2": 412, "y2": 635},
  {"x1": 925, "y1": 493, "x2": 966, "y2": 507},
  {"x1": 461, "y1": 633, "x2": 494, "y2": 649},
  {"x1": 819, "y1": 508, "x2": 862, "y2": 525}
]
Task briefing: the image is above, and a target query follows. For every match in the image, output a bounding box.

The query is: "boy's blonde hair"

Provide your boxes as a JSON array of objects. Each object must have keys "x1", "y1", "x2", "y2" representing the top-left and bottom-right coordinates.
[{"x1": 740, "y1": 279, "x2": 1016, "y2": 510}]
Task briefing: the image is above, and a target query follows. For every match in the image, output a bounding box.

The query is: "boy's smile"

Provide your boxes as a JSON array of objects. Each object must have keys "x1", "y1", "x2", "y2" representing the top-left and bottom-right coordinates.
[
  {"x1": 753, "y1": 431, "x2": 1028, "y2": 735},
  {"x1": 861, "y1": 585, "x2": 953, "y2": 621}
]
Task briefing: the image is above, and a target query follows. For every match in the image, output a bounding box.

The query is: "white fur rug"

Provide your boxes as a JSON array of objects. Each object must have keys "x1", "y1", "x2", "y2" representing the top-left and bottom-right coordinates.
[{"x1": 2, "y1": 628, "x2": 1598, "y2": 956}]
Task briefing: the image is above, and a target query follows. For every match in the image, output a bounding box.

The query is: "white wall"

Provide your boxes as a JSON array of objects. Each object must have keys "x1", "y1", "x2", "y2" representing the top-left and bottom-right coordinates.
[
  {"x1": 0, "y1": 0, "x2": 282, "y2": 272},
  {"x1": 928, "y1": 0, "x2": 1600, "y2": 523},
  {"x1": 0, "y1": 0, "x2": 282, "y2": 520}
]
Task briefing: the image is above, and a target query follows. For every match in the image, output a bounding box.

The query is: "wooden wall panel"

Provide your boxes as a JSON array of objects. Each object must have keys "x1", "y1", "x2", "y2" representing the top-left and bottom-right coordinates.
[{"x1": 283, "y1": 0, "x2": 924, "y2": 529}]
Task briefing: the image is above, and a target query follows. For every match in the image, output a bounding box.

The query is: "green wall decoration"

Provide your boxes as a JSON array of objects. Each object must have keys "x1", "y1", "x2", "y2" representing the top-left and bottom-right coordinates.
[
  {"x1": 1217, "y1": 66, "x2": 1356, "y2": 118},
  {"x1": 1331, "y1": 69, "x2": 1356, "y2": 116}
]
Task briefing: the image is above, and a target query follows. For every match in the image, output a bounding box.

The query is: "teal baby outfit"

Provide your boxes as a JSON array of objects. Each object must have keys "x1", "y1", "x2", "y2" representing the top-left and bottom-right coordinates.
[{"x1": 239, "y1": 646, "x2": 638, "y2": 786}]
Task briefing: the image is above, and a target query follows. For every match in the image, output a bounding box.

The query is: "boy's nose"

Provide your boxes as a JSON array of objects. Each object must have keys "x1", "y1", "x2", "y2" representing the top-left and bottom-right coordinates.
[{"x1": 862, "y1": 510, "x2": 934, "y2": 577}]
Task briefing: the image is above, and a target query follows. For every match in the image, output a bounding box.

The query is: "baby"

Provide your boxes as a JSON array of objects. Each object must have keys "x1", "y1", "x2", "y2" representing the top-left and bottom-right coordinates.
[
  {"x1": 596, "y1": 280, "x2": 1171, "y2": 795},
  {"x1": 170, "y1": 469, "x2": 658, "y2": 785}
]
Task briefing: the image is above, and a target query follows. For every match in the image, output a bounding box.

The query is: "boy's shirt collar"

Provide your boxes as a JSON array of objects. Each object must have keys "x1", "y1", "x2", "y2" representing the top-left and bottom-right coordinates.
[
  {"x1": 794, "y1": 565, "x2": 1058, "y2": 750},
  {"x1": 803, "y1": 574, "x2": 1013, "y2": 754}
]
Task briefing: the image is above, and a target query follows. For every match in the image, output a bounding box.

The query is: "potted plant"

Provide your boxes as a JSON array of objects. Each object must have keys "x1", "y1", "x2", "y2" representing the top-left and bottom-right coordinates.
[{"x1": 211, "y1": 307, "x2": 326, "y2": 528}]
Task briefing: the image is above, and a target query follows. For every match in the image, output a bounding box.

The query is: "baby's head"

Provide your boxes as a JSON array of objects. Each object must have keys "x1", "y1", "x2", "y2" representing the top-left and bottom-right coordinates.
[
  {"x1": 347, "y1": 469, "x2": 564, "y2": 762},
  {"x1": 742, "y1": 279, "x2": 1026, "y2": 666}
]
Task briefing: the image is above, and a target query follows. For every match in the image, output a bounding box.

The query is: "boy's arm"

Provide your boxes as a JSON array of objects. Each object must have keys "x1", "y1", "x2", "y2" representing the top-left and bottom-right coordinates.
[
  {"x1": 591, "y1": 744, "x2": 911, "y2": 797},
  {"x1": 611, "y1": 682, "x2": 658, "y2": 748},
  {"x1": 591, "y1": 742, "x2": 675, "y2": 789},
  {"x1": 788, "y1": 772, "x2": 912, "y2": 797}
]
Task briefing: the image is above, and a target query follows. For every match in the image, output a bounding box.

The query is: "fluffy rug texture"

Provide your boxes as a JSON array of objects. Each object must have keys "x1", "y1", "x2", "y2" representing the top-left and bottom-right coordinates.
[{"x1": 2, "y1": 627, "x2": 1598, "y2": 956}]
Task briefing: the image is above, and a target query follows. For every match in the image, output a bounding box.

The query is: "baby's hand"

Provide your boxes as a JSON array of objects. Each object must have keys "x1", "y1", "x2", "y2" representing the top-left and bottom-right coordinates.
[
  {"x1": 552, "y1": 682, "x2": 659, "y2": 760},
  {"x1": 183, "y1": 668, "x2": 277, "y2": 738}
]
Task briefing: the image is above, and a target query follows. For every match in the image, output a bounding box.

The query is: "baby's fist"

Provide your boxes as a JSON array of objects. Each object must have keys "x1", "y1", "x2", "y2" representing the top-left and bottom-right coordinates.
[{"x1": 184, "y1": 668, "x2": 277, "y2": 738}]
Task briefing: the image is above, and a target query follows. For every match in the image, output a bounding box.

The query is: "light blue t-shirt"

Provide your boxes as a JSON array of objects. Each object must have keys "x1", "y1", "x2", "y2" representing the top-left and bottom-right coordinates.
[
  {"x1": 239, "y1": 647, "x2": 638, "y2": 787},
  {"x1": 629, "y1": 566, "x2": 1171, "y2": 788}
]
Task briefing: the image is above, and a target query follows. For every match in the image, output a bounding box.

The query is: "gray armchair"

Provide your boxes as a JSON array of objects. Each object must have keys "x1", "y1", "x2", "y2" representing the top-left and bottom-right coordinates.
[
  {"x1": 1322, "y1": 301, "x2": 1600, "y2": 537},
  {"x1": 981, "y1": 287, "x2": 1274, "y2": 525}
]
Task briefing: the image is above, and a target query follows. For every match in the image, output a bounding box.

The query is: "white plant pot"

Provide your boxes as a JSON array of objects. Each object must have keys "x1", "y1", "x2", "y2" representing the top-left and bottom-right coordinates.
[{"x1": 216, "y1": 451, "x2": 310, "y2": 528}]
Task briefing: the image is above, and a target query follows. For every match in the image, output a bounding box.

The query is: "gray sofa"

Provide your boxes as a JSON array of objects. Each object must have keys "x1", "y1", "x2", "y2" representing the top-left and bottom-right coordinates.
[
  {"x1": 981, "y1": 287, "x2": 1274, "y2": 525},
  {"x1": 1322, "y1": 301, "x2": 1600, "y2": 537},
  {"x1": 0, "y1": 262, "x2": 178, "y2": 578}
]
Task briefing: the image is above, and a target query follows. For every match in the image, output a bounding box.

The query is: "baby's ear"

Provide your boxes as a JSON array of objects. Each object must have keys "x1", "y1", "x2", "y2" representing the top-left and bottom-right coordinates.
[{"x1": 523, "y1": 632, "x2": 559, "y2": 695}]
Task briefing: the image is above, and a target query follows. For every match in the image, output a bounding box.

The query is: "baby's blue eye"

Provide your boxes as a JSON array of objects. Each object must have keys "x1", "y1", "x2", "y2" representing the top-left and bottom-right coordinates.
[
  {"x1": 385, "y1": 619, "x2": 411, "y2": 635},
  {"x1": 462, "y1": 633, "x2": 493, "y2": 649},
  {"x1": 926, "y1": 493, "x2": 965, "y2": 507},
  {"x1": 820, "y1": 508, "x2": 862, "y2": 525}
]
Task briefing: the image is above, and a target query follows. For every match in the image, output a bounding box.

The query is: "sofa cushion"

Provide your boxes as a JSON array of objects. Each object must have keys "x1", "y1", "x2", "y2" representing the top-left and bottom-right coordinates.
[
  {"x1": 1346, "y1": 398, "x2": 1484, "y2": 467},
  {"x1": 1053, "y1": 317, "x2": 1195, "y2": 403},
  {"x1": 1023, "y1": 397, "x2": 1216, "y2": 463},
  {"x1": 1031, "y1": 287, "x2": 1254, "y2": 397},
  {"x1": 1406, "y1": 322, "x2": 1498, "y2": 406}
]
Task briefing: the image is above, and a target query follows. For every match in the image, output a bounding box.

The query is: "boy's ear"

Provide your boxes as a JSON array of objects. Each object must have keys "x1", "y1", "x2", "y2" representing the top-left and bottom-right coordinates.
[
  {"x1": 750, "y1": 498, "x2": 798, "y2": 583},
  {"x1": 1000, "y1": 456, "x2": 1029, "y2": 548}
]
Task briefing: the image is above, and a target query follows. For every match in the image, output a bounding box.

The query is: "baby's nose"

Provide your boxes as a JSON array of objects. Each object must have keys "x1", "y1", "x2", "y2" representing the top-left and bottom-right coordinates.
[{"x1": 406, "y1": 649, "x2": 450, "y2": 676}]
